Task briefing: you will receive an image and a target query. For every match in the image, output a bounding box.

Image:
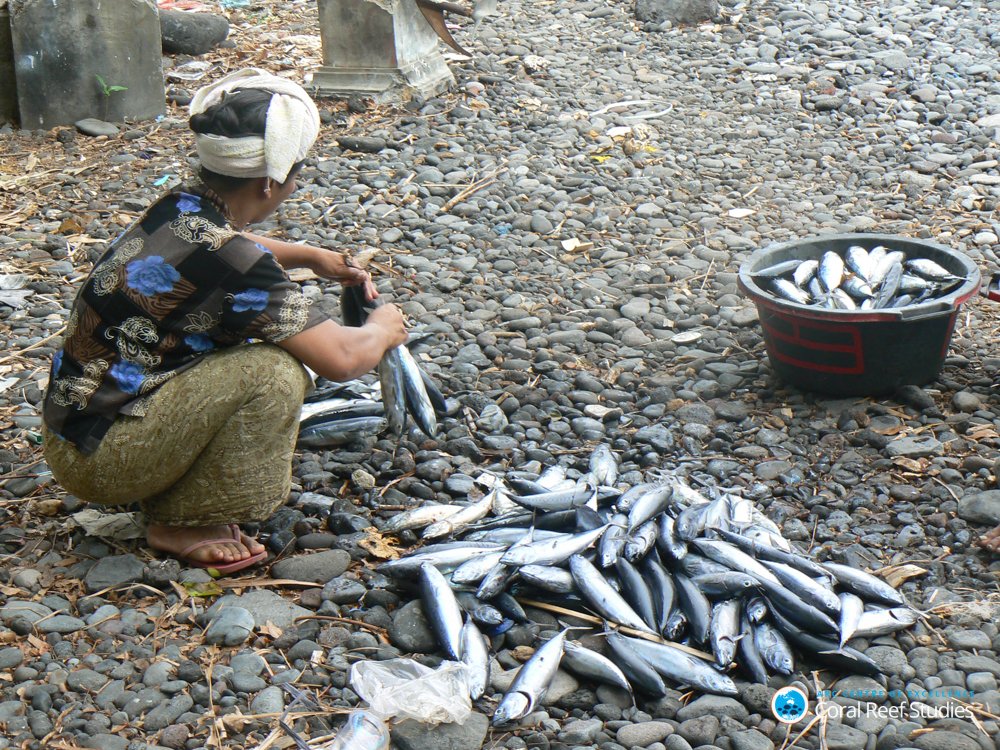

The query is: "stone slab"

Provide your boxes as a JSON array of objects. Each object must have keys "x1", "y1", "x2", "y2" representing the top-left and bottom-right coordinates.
[
  {"x1": 0, "y1": 3, "x2": 17, "y2": 124},
  {"x1": 312, "y1": 0, "x2": 453, "y2": 102},
  {"x1": 9, "y1": 0, "x2": 165, "y2": 128}
]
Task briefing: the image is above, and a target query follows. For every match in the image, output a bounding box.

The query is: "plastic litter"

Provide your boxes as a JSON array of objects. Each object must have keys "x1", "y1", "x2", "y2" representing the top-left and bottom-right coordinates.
[
  {"x1": 350, "y1": 658, "x2": 472, "y2": 725},
  {"x1": 166, "y1": 61, "x2": 214, "y2": 82},
  {"x1": 319, "y1": 710, "x2": 389, "y2": 750}
]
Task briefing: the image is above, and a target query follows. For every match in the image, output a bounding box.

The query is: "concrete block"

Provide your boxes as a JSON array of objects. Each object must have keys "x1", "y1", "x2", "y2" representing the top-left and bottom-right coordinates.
[{"x1": 9, "y1": 0, "x2": 165, "y2": 129}]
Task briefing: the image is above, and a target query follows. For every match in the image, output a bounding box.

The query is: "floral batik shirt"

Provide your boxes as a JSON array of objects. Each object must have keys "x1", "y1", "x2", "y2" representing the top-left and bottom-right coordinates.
[{"x1": 42, "y1": 188, "x2": 326, "y2": 455}]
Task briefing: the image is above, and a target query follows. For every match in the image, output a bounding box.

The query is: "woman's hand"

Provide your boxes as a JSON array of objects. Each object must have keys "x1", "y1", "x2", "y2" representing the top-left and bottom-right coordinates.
[
  {"x1": 309, "y1": 249, "x2": 379, "y2": 301},
  {"x1": 367, "y1": 304, "x2": 409, "y2": 350}
]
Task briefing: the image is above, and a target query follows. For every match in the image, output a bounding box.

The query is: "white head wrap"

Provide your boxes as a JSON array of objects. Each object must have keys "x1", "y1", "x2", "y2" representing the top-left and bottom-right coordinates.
[{"x1": 189, "y1": 68, "x2": 320, "y2": 184}]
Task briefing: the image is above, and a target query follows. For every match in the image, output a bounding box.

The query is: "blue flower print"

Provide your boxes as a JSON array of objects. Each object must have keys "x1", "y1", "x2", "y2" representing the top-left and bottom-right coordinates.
[
  {"x1": 254, "y1": 242, "x2": 273, "y2": 255},
  {"x1": 176, "y1": 192, "x2": 202, "y2": 213},
  {"x1": 185, "y1": 333, "x2": 215, "y2": 353},
  {"x1": 109, "y1": 361, "x2": 145, "y2": 395},
  {"x1": 52, "y1": 349, "x2": 64, "y2": 374},
  {"x1": 126, "y1": 256, "x2": 181, "y2": 296},
  {"x1": 231, "y1": 288, "x2": 269, "y2": 313}
]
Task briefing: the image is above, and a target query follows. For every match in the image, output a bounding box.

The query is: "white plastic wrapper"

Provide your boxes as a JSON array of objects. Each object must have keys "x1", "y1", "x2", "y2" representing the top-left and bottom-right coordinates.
[{"x1": 350, "y1": 658, "x2": 471, "y2": 725}]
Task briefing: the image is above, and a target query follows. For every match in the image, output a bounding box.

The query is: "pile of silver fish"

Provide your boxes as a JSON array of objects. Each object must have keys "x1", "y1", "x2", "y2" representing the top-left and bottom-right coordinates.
[
  {"x1": 295, "y1": 288, "x2": 447, "y2": 447},
  {"x1": 754, "y1": 244, "x2": 964, "y2": 310},
  {"x1": 297, "y1": 380, "x2": 387, "y2": 448},
  {"x1": 376, "y1": 446, "x2": 919, "y2": 726}
]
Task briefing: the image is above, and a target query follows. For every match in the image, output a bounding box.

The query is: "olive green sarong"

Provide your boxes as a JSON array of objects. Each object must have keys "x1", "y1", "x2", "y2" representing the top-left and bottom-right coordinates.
[{"x1": 43, "y1": 344, "x2": 309, "y2": 526}]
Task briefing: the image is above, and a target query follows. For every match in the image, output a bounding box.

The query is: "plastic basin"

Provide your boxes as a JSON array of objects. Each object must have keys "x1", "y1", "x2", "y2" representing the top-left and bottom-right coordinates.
[{"x1": 737, "y1": 233, "x2": 981, "y2": 396}]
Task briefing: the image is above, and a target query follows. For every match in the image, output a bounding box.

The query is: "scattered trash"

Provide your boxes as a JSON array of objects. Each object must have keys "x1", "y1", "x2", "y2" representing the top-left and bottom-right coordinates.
[
  {"x1": 166, "y1": 61, "x2": 214, "y2": 82},
  {"x1": 69, "y1": 509, "x2": 146, "y2": 540},
  {"x1": 320, "y1": 710, "x2": 390, "y2": 750},
  {"x1": 0, "y1": 274, "x2": 32, "y2": 309},
  {"x1": 153, "y1": 174, "x2": 174, "y2": 187},
  {"x1": 350, "y1": 658, "x2": 472, "y2": 725}
]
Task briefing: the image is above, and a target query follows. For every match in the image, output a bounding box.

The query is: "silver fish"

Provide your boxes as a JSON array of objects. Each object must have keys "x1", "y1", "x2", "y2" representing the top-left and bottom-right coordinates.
[
  {"x1": 772, "y1": 278, "x2": 811, "y2": 304},
  {"x1": 898, "y1": 273, "x2": 936, "y2": 294},
  {"x1": 537, "y1": 465, "x2": 567, "y2": 489},
  {"x1": 760, "y1": 559, "x2": 840, "y2": 617},
  {"x1": 838, "y1": 592, "x2": 865, "y2": 647},
  {"x1": 615, "y1": 633, "x2": 739, "y2": 697},
  {"x1": 676, "y1": 502, "x2": 711, "y2": 541},
  {"x1": 818, "y1": 251, "x2": 844, "y2": 292},
  {"x1": 450, "y1": 549, "x2": 508, "y2": 585},
  {"x1": 870, "y1": 250, "x2": 906, "y2": 287},
  {"x1": 753, "y1": 619, "x2": 794, "y2": 675},
  {"x1": 606, "y1": 631, "x2": 667, "y2": 697},
  {"x1": 656, "y1": 514, "x2": 687, "y2": 562},
  {"x1": 745, "y1": 596, "x2": 768, "y2": 624},
  {"x1": 510, "y1": 486, "x2": 596, "y2": 513},
  {"x1": 397, "y1": 345, "x2": 438, "y2": 437},
  {"x1": 623, "y1": 520, "x2": 657, "y2": 562},
  {"x1": 829, "y1": 288, "x2": 857, "y2": 310},
  {"x1": 420, "y1": 562, "x2": 465, "y2": 661},
  {"x1": 691, "y1": 539, "x2": 781, "y2": 586},
  {"x1": 589, "y1": 444, "x2": 618, "y2": 486},
  {"x1": 460, "y1": 619, "x2": 491, "y2": 700},
  {"x1": 737, "y1": 614, "x2": 769, "y2": 684},
  {"x1": 853, "y1": 607, "x2": 920, "y2": 638},
  {"x1": 568, "y1": 554, "x2": 656, "y2": 634},
  {"x1": 377, "y1": 543, "x2": 505, "y2": 577},
  {"x1": 492, "y1": 629, "x2": 568, "y2": 726},
  {"x1": 754, "y1": 259, "x2": 801, "y2": 278},
  {"x1": 598, "y1": 514, "x2": 629, "y2": 568},
  {"x1": 500, "y1": 525, "x2": 609, "y2": 567},
  {"x1": 299, "y1": 397, "x2": 380, "y2": 424},
  {"x1": 615, "y1": 482, "x2": 661, "y2": 513},
  {"x1": 692, "y1": 572, "x2": 759, "y2": 597},
  {"x1": 423, "y1": 494, "x2": 496, "y2": 540},
  {"x1": 296, "y1": 416, "x2": 387, "y2": 447},
  {"x1": 377, "y1": 348, "x2": 407, "y2": 436},
  {"x1": 562, "y1": 640, "x2": 633, "y2": 695},
  {"x1": 845, "y1": 245, "x2": 873, "y2": 282},
  {"x1": 615, "y1": 556, "x2": 659, "y2": 631},
  {"x1": 674, "y1": 571, "x2": 712, "y2": 644},
  {"x1": 518, "y1": 564, "x2": 576, "y2": 594},
  {"x1": 380, "y1": 504, "x2": 463, "y2": 534},
  {"x1": 627, "y1": 484, "x2": 674, "y2": 531},
  {"x1": 792, "y1": 259, "x2": 819, "y2": 288},
  {"x1": 841, "y1": 276, "x2": 873, "y2": 299},
  {"x1": 710, "y1": 599, "x2": 741, "y2": 667},
  {"x1": 907, "y1": 258, "x2": 956, "y2": 281},
  {"x1": 823, "y1": 562, "x2": 906, "y2": 607}
]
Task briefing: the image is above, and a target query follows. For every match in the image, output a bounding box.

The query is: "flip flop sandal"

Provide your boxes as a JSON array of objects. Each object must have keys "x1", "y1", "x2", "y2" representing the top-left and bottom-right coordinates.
[{"x1": 177, "y1": 525, "x2": 267, "y2": 575}]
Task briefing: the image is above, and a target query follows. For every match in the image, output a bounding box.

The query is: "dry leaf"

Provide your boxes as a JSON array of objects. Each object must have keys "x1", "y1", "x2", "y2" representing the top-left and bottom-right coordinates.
[
  {"x1": 560, "y1": 237, "x2": 594, "y2": 253},
  {"x1": 287, "y1": 268, "x2": 318, "y2": 282},
  {"x1": 26, "y1": 634, "x2": 49, "y2": 654},
  {"x1": 259, "y1": 621, "x2": 283, "y2": 639},
  {"x1": 358, "y1": 531, "x2": 400, "y2": 560},
  {"x1": 182, "y1": 580, "x2": 225, "y2": 598},
  {"x1": 893, "y1": 457, "x2": 925, "y2": 472},
  {"x1": 57, "y1": 217, "x2": 85, "y2": 235},
  {"x1": 882, "y1": 564, "x2": 928, "y2": 588}
]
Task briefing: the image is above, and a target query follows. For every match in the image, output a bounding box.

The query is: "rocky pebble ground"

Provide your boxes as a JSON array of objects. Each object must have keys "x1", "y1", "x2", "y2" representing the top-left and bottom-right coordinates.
[{"x1": 1, "y1": 0, "x2": 1000, "y2": 748}]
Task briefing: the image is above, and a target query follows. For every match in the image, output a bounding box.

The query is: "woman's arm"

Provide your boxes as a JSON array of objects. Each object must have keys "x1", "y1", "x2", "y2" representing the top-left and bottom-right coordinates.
[
  {"x1": 278, "y1": 306, "x2": 408, "y2": 382},
  {"x1": 244, "y1": 232, "x2": 377, "y2": 300}
]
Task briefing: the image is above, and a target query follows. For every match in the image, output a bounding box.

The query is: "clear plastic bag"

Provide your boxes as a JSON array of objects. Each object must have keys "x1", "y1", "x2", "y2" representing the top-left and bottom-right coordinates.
[{"x1": 350, "y1": 658, "x2": 472, "y2": 725}]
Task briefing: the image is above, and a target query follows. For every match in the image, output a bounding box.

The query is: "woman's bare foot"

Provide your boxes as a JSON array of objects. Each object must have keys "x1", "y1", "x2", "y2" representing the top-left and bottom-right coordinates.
[
  {"x1": 978, "y1": 526, "x2": 1000, "y2": 552},
  {"x1": 147, "y1": 523, "x2": 265, "y2": 566}
]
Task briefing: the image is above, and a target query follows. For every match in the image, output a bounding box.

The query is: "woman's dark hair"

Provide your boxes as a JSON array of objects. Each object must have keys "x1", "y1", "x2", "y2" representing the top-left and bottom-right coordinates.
[{"x1": 189, "y1": 88, "x2": 301, "y2": 191}]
